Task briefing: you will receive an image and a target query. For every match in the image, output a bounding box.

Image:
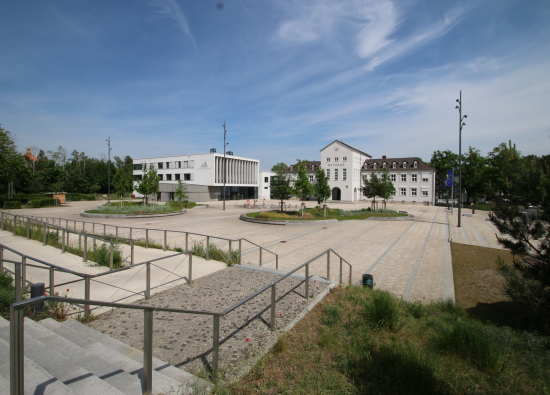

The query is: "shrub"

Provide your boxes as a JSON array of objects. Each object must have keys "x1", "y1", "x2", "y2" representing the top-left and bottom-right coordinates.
[
  {"x1": 82, "y1": 195, "x2": 96, "y2": 201},
  {"x1": 3, "y1": 200, "x2": 21, "y2": 209},
  {"x1": 65, "y1": 193, "x2": 82, "y2": 201},
  {"x1": 364, "y1": 290, "x2": 400, "y2": 330},
  {"x1": 0, "y1": 272, "x2": 15, "y2": 316},
  {"x1": 30, "y1": 198, "x2": 55, "y2": 208}
]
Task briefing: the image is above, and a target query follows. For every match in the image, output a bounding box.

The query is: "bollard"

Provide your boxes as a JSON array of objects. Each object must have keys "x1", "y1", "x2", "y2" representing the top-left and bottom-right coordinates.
[
  {"x1": 259, "y1": 248, "x2": 262, "y2": 266},
  {"x1": 145, "y1": 262, "x2": 151, "y2": 299},
  {"x1": 30, "y1": 283, "x2": 45, "y2": 314},
  {"x1": 270, "y1": 284, "x2": 276, "y2": 329},
  {"x1": 163, "y1": 230, "x2": 167, "y2": 251},
  {"x1": 305, "y1": 263, "x2": 309, "y2": 300},
  {"x1": 206, "y1": 236, "x2": 210, "y2": 260},
  {"x1": 49, "y1": 267, "x2": 55, "y2": 295}
]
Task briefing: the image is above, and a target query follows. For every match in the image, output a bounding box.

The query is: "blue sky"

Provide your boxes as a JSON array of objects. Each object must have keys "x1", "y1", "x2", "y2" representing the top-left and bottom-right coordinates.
[{"x1": 1, "y1": 0, "x2": 549, "y2": 170}]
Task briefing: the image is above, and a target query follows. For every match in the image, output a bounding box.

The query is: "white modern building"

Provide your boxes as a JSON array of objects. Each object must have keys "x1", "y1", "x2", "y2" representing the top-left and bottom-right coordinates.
[
  {"x1": 320, "y1": 141, "x2": 372, "y2": 202},
  {"x1": 361, "y1": 156, "x2": 436, "y2": 205},
  {"x1": 133, "y1": 150, "x2": 259, "y2": 202},
  {"x1": 259, "y1": 171, "x2": 275, "y2": 200}
]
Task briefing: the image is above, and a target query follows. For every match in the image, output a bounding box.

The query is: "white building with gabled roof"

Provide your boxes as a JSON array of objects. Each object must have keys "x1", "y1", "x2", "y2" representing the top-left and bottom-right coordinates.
[{"x1": 320, "y1": 140, "x2": 372, "y2": 202}]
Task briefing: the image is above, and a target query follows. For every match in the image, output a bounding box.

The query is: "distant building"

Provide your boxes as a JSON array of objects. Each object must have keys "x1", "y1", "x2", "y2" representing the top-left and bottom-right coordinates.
[
  {"x1": 361, "y1": 156, "x2": 436, "y2": 205},
  {"x1": 24, "y1": 148, "x2": 38, "y2": 162},
  {"x1": 133, "y1": 150, "x2": 259, "y2": 202}
]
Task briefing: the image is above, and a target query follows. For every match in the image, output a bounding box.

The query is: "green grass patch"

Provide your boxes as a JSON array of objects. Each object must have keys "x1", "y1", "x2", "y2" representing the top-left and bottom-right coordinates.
[
  {"x1": 214, "y1": 286, "x2": 550, "y2": 394},
  {"x1": 246, "y1": 207, "x2": 406, "y2": 221}
]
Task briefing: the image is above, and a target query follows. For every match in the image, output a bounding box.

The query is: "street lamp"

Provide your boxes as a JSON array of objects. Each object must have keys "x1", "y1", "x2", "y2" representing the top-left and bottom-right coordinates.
[
  {"x1": 455, "y1": 92, "x2": 467, "y2": 227},
  {"x1": 106, "y1": 137, "x2": 112, "y2": 204},
  {"x1": 222, "y1": 122, "x2": 229, "y2": 211}
]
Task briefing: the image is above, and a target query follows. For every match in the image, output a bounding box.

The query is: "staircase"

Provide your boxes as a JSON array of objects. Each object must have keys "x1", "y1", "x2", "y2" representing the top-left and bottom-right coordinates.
[{"x1": 0, "y1": 316, "x2": 209, "y2": 394}]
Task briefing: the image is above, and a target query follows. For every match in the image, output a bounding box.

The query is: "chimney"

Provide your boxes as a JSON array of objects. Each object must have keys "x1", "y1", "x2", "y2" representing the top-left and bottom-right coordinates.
[{"x1": 382, "y1": 155, "x2": 386, "y2": 159}]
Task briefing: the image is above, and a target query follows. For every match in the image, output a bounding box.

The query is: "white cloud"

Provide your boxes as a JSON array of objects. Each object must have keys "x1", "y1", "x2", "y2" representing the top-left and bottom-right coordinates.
[
  {"x1": 355, "y1": 0, "x2": 398, "y2": 58},
  {"x1": 150, "y1": 0, "x2": 197, "y2": 49}
]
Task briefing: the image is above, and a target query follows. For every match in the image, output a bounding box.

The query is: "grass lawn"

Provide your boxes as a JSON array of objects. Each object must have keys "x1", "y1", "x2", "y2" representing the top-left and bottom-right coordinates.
[
  {"x1": 214, "y1": 286, "x2": 549, "y2": 394},
  {"x1": 451, "y1": 242, "x2": 526, "y2": 329},
  {"x1": 84, "y1": 201, "x2": 198, "y2": 215},
  {"x1": 246, "y1": 207, "x2": 406, "y2": 221}
]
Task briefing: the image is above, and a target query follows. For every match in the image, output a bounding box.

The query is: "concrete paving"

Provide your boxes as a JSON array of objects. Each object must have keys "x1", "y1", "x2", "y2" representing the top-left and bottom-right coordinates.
[{"x1": 5, "y1": 199, "x2": 505, "y2": 303}]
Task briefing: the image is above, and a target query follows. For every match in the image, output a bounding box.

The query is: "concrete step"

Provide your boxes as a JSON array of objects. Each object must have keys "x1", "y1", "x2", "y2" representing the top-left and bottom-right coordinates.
[{"x1": 59, "y1": 318, "x2": 210, "y2": 393}]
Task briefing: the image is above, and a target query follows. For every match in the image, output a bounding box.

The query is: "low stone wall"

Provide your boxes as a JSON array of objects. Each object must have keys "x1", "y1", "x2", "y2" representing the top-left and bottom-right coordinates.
[
  {"x1": 80, "y1": 209, "x2": 186, "y2": 219},
  {"x1": 365, "y1": 214, "x2": 414, "y2": 221},
  {"x1": 239, "y1": 214, "x2": 337, "y2": 226}
]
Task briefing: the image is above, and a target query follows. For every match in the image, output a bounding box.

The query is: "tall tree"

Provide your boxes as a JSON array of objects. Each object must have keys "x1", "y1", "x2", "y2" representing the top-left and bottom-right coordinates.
[
  {"x1": 314, "y1": 168, "x2": 331, "y2": 204},
  {"x1": 0, "y1": 124, "x2": 31, "y2": 194},
  {"x1": 270, "y1": 163, "x2": 293, "y2": 211},
  {"x1": 485, "y1": 141, "x2": 522, "y2": 198},
  {"x1": 462, "y1": 146, "x2": 487, "y2": 204},
  {"x1": 135, "y1": 163, "x2": 160, "y2": 205},
  {"x1": 429, "y1": 150, "x2": 459, "y2": 175},
  {"x1": 112, "y1": 166, "x2": 134, "y2": 206},
  {"x1": 174, "y1": 180, "x2": 188, "y2": 202},
  {"x1": 362, "y1": 169, "x2": 395, "y2": 204},
  {"x1": 293, "y1": 161, "x2": 313, "y2": 202}
]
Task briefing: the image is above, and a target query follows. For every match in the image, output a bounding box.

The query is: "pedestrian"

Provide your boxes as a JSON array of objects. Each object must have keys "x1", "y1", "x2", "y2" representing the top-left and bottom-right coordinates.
[{"x1": 246, "y1": 199, "x2": 250, "y2": 208}]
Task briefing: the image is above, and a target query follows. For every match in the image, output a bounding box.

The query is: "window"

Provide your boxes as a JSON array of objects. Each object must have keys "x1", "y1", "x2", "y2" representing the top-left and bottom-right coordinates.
[
  {"x1": 414, "y1": 161, "x2": 418, "y2": 168},
  {"x1": 264, "y1": 177, "x2": 268, "y2": 182},
  {"x1": 343, "y1": 169, "x2": 347, "y2": 181},
  {"x1": 411, "y1": 188, "x2": 417, "y2": 196},
  {"x1": 327, "y1": 169, "x2": 330, "y2": 179},
  {"x1": 134, "y1": 175, "x2": 142, "y2": 181},
  {"x1": 334, "y1": 169, "x2": 338, "y2": 180},
  {"x1": 264, "y1": 187, "x2": 268, "y2": 189},
  {"x1": 390, "y1": 174, "x2": 396, "y2": 182},
  {"x1": 400, "y1": 187, "x2": 406, "y2": 196},
  {"x1": 175, "y1": 174, "x2": 180, "y2": 180},
  {"x1": 403, "y1": 162, "x2": 407, "y2": 169},
  {"x1": 334, "y1": 157, "x2": 339, "y2": 162},
  {"x1": 133, "y1": 164, "x2": 142, "y2": 170},
  {"x1": 166, "y1": 174, "x2": 172, "y2": 181},
  {"x1": 422, "y1": 189, "x2": 429, "y2": 197},
  {"x1": 401, "y1": 174, "x2": 406, "y2": 182},
  {"x1": 342, "y1": 157, "x2": 347, "y2": 161},
  {"x1": 159, "y1": 174, "x2": 163, "y2": 180},
  {"x1": 373, "y1": 163, "x2": 377, "y2": 169},
  {"x1": 326, "y1": 158, "x2": 330, "y2": 162},
  {"x1": 184, "y1": 173, "x2": 191, "y2": 181},
  {"x1": 158, "y1": 162, "x2": 163, "y2": 169},
  {"x1": 290, "y1": 166, "x2": 293, "y2": 171},
  {"x1": 422, "y1": 172, "x2": 429, "y2": 182},
  {"x1": 166, "y1": 162, "x2": 170, "y2": 169},
  {"x1": 364, "y1": 163, "x2": 368, "y2": 169},
  {"x1": 392, "y1": 162, "x2": 396, "y2": 169},
  {"x1": 382, "y1": 162, "x2": 386, "y2": 169},
  {"x1": 177, "y1": 161, "x2": 181, "y2": 168},
  {"x1": 309, "y1": 175, "x2": 314, "y2": 182},
  {"x1": 183, "y1": 161, "x2": 188, "y2": 168},
  {"x1": 412, "y1": 174, "x2": 417, "y2": 182},
  {"x1": 311, "y1": 165, "x2": 315, "y2": 170}
]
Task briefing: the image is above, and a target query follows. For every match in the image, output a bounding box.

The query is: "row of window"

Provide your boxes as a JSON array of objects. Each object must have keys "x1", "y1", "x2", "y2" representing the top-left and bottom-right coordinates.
[
  {"x1": 326, "y1": 168, "x2": 347, "y2": 181},
  {"x1": 366, "y1": 161, "x2": 418, "y2": 170},
  {"x1": 133, "y1": 173, "x2": 193, "y2": 181},
  {"x1": 400, "y1": 187, "x2": 429, "y2": 197},
  {"x1": 289, "y1": 164, "x2": 319, "y2": 171},
  {"x1": 325, "y1": 157, "x2": 347, "y2": 163},
  {"x1": 134, "y1": 161, "x2": 195, "y2": 171}
]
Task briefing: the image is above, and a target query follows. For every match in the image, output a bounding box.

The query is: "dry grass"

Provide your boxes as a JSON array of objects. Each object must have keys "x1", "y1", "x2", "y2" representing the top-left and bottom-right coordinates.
[{"x1": 451, "y1": 242, "x2": 524, "y2": 328}]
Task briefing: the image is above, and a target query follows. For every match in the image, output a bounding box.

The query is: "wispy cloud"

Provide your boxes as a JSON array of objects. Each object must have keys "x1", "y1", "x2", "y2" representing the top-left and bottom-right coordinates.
[{"x1": 150, "y1": 0, "x2": 197, "y2": 50}]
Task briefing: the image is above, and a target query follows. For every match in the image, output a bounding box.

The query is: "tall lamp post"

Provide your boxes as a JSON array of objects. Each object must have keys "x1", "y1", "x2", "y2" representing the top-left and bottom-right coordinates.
[
  {"x1": 106, "y1": 137, "x2": 112, "y2": 204},
  {"x1": 222, "y1": 122, "x2": 229, "y2": 211},
  {"x1": 455, "y1": 92, "x2": 467, "y2": 227}
]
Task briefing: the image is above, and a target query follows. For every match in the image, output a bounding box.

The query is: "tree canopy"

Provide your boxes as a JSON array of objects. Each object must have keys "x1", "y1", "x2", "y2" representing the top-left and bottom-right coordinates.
[
  {"x1": 270, "y1": 163, "x2": 293, "y2": 210},
  {"x1": 135, "y1": 163, "x2": 160, "y2": 205},
  {"x1": 293, "y1": 161, "x2": 313, "y2": 201},
  {"x1": 362, "y1": 169, "x2": 395, "y2": 203},
  {"x1": 314, "y1": 168, "x2": 331, "y2": 204}
]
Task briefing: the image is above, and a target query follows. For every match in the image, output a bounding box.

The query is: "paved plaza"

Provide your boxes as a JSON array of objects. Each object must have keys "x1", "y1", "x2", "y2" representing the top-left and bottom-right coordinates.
[{"x1": 13, "y1": 199, "x2": 504, "y2": 303}]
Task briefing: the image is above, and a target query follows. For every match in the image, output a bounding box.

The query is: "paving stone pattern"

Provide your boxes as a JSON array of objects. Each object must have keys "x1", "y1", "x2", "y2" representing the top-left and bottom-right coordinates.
[{"x1": 90, "y1": 267, "x2": 327, "y2": 378}]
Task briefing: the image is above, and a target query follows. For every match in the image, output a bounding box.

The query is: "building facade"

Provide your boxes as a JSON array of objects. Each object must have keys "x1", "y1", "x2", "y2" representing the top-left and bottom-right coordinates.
[
  {"x1": 320, "y1": 141, "x2": 371, "y2": 202},
  {"x1": 361, "y1": 156, "x2": 436, "y2": 204},
  {"x1": 133, "y1": 151, "x2": 259, "y2": 202}
]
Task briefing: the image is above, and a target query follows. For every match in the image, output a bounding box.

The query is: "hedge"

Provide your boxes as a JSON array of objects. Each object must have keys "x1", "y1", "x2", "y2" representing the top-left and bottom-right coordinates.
[
  {"x1": 65, "y1": 193, "x2": 82, "y2": 201},
  {"x1": 29, "y1": 198, "x2": 56, "y2": 208},
  {"x1": 3, "y1": 201, "x2": 21, "y2": 209}
]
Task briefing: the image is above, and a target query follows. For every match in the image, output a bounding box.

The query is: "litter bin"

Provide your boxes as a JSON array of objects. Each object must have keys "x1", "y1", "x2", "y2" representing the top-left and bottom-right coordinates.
[
  {"x1": 362, "y1": 274, "x2": 374, "y2": 289},
  {"x1": 30, "y1": 283, "x2": 45, "y2": 314}
]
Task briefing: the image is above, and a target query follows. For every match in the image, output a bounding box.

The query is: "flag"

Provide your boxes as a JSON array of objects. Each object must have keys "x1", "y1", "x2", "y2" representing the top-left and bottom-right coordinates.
[{"x1": 446, "y1": 169, "x2": 453, "y2": 187}]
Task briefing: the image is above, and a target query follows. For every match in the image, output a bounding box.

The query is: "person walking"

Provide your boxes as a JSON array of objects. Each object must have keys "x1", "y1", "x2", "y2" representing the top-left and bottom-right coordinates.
[{"x1": 246, "y1": 199, "x2": 250, "y2": 208}]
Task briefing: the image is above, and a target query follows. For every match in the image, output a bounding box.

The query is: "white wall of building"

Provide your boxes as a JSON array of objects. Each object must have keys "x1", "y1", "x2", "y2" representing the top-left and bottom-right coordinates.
[{"x1": 259, "y1": 171, "x2": 275, "y2": 199}]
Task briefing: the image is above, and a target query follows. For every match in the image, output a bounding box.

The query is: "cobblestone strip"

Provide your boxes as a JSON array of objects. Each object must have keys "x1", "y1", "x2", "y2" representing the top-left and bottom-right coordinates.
[
  {"x1": 365, "y1": 222, "x2": 416, "y2": 274},
  {"x1": 463, "y1": 216, "x2": 490, "y2": 247},
  {"x1": 442, "y1": 212, "x2": 455, "y2": 302}
]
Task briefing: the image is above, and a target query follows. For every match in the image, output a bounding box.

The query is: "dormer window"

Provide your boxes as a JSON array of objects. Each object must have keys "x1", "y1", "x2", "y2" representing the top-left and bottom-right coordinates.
[
  {"x1": 364, "y1": 163, "x2": 368, "y2": 169},
  {"x1": 392, "y1": 162, "x2": 396, "y2": 169},
  {"x1": 383, "y1": 162, "x2": 386, "y2": 169},
  {"x1": 414, "y1": 161, "x2": 418, "y2": 168},
  {"x1": 311, "y1": 165, "x2": 315, "y2": 171},
  {"x1": 290, "y1": 166, "x2": 293, "y2": 171},
  {"x1": 403, "y1": 162, "x2": 407, "y2": 169},
  {"x1": 374, "y1": 163, "x2": 377, "y2": 169}
]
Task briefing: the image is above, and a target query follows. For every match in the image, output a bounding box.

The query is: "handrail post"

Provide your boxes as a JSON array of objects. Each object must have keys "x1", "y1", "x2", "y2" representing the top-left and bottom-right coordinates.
[
  {"x1": 109, "y1": 243, "x2": 114, "y2": 270},
  {"x1": 1, "y1": 211, "x2": 4, "y2": 231},
  {"x1": 130, "y1": 240, "x2": 134, "y2": 265},
  {"x1": 84, "y1": 235, "x2": 88, "y2": 262},
  {"x1": 185, "y1": 232, "x2": 188, "y2": 251},
  {"x1": 13, "y1": 215, "x2": 17, "y2": 235},
  {"x1": 146, "y1": 262, "x2": 151, "y2": 299},
  {"x1": 103, "y1": 224, "x2": 106, "y2": 236},
  {"x1": 26, "y1": 218, "x2": 30, "y2": 239},
  {"x1": 62, "y1": 230, "x2": 66, "y2": 253},
  {"x1": 0, "y1": 246, "x2": 3, "y2": 273},
  {"x1": 92, "y1": 222, "x2": 95, "y2": 235},
  {"x1": 21, "y1": 257, "x2": 26, "y2": 290},
  {"x1": 259, "y1": 248, "x2": 262, "y2": 266},
  {"x1": 339, "y1": 257, "x2": 343, "y2": 285},
  {"x1": 326, "y1": 250, "x2": 330, "y2": 280},
  {"x1": 84, "y1": 276, "x2": 90, "y2": 323},
  {"x1": 43, "y1": 224, "x2": 47, "y2": 245},
  {"x1": 229, "y1": 240, "x2": 232, "y2": 262},
  {"x1": 238, "y1": 239, "x2": 242, "y2": 264},
  {"x1": 212, "y1": 315, "x2": 220, "y2": 380},
  {"x1": 305, "y1": 263, "x2": 309, "y2": 300},
  {"x1": 206, "y1": 236, "x2": 210, "y2": 260},
  {"x1": 14, "y1": 262, "x2": 21, "y2": 302},
  {"x1": 188, "y1": 252, "x2": 193, "y2": 283},
  {"x1": 163, "y1": 230, "x2": 167, "y2": 251},
  {"x1": 129, "y1": 227, "x2": 132, "y2": 240},
  {"x1": 116, "y1": 226, "x2": 118, "y2": 242},
  {"x1": 276, "y1": 255, "x2": 279, "y2": 270},
  {"x1": 349, "y1": 265, "x2": 352, "y2": 285},
  {"x1": 10, "y1": 304, "x2": 25, "y2": 395},
  {"x1": 49, "y1": 267, "x2": 55, "y2": 295},
  {"x1": 143, "y1": 309, "x2": 154, "y2": 395},
  {"x1": 146, "y1": 229, "x2": 149, "y2": 248},
  {"x1": 270, "y1": 284, "x2": 276, "y2": 329}
]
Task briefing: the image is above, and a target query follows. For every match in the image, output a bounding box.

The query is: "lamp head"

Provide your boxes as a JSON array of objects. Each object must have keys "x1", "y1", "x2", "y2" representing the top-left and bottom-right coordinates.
[
  {"x1": 456, "y1": 99, "x2": 459, "y2": 102},
  {"x1": 455, "y1": 106, "x2": 459, "y2": 109},
  {"x1": 464, "y1": 114, "x2": 467, "y2": 118}
]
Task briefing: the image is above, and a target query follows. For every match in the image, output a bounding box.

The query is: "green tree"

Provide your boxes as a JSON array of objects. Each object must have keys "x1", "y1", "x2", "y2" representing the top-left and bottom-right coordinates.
[
  {"x1": 270, "y1": 163, "x2": 293, "y2": 211},
  {"x1": 314, "y1": 168, "x2": 331, "y2": 204},
  {"x1": 112, "y1": 166, "x2": 134, "y2": 206},
  {"x1": 174, "y1": 179, "x2": 188, "y2": 202},
  {"x1": 362, "y1": 169, "x2": 395, "y2": 204},
  {"x1": 462, "y1": 146, "x2": 487, "y2": 204},
  {"x1": 136, "y1": 163, "x2": 160, "y2": 205},
  {"x1": 293, "y1": 161, "x2": 313, "y2": 202},
  {"x1": 485, "y1": 141, "x2": 522, "y2": 198},
  {"x1": 0, "y1": 124, "x2": 30, "y2": 195},
  {"x1": 429, "y1": 150, "x2": 459, "y2": 175}
]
